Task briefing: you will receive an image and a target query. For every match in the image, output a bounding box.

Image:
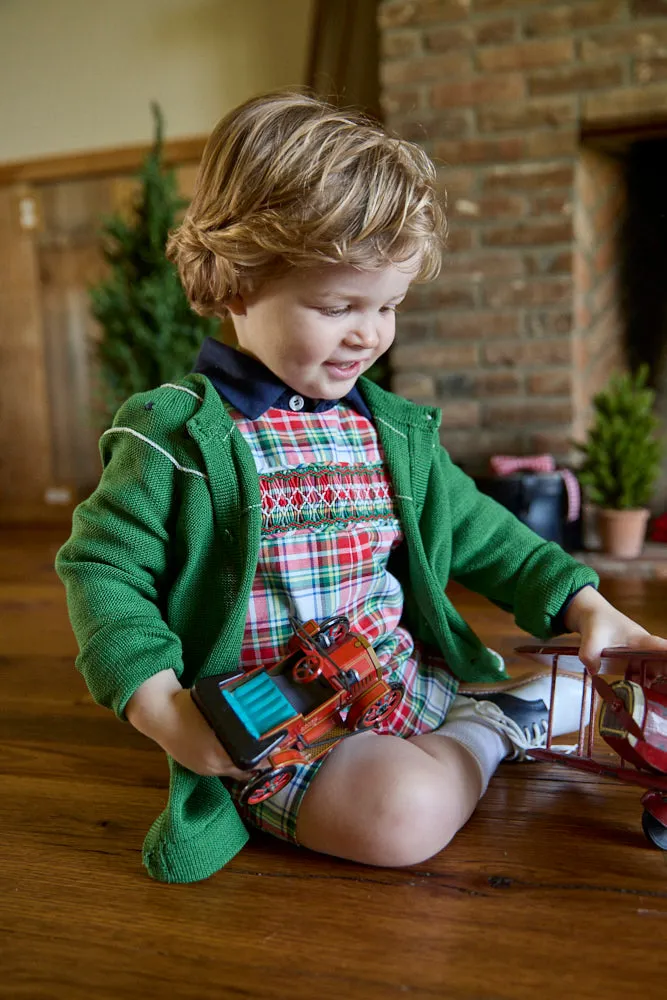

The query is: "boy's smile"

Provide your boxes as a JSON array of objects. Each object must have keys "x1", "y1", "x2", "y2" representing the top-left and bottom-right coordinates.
[{"x1": 227, "y1": 262, "x2": 418, "y2": 400}]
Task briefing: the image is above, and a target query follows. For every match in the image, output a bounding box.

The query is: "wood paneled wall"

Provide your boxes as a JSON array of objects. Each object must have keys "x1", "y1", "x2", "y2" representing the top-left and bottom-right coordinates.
[
  {"x1": 0, "y1": 151, "x2": 201, "y2": 524},
  {"x1": 0, "y1": 185, "x2": 55, "y2": 521}
]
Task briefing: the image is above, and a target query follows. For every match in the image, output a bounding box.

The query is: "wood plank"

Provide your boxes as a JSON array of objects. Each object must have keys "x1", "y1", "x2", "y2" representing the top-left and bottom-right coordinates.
[
  {"x1": 0, "y1": 187, "x2": 54, "y2": 507},
  {"x1": 36, "y1": 178, "x2": 116, "y2": 496}
]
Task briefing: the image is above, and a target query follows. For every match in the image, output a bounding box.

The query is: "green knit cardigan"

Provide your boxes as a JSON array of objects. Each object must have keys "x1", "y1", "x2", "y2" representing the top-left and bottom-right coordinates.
[{"x1": 56, "y1": 373, "x2": 598, "y2": 882}]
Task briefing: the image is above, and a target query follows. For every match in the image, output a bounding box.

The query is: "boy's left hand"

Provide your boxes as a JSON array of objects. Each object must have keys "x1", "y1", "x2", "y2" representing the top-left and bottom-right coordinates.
[{"x1": 564, "y1": 585, "x2": 667, "y2": 673}]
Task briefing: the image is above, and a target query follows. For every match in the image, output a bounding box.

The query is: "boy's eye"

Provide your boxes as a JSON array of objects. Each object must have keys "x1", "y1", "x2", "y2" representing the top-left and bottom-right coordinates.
[
  {"x1": 318, "y1": 306, "x2": 350, "y2": 317},
  {"x1": 316, "y1": 303, "x2": 401, "y2": 317}
]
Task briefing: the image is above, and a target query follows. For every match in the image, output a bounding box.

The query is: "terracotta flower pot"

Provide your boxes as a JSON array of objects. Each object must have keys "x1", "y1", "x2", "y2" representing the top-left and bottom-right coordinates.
[{"x1": 596, "y1": 507, "x2": 650, "y2": 559}]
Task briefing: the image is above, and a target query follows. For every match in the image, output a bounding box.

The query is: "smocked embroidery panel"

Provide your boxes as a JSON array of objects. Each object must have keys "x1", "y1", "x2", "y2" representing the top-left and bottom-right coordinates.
[{"x1": 259, "y1": 464, "x2": 395, "y2": 532}]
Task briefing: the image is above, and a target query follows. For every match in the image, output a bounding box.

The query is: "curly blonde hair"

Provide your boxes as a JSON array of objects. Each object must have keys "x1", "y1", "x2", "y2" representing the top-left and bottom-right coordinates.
[{"x1": 167, "y1": 91, "x2": 446, "y2": 317}]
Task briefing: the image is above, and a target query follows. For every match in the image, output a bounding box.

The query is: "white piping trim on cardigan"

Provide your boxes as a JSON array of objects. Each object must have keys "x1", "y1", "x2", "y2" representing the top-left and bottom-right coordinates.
[
  {"x1": 159, "y1": 382, "x2": 204, "y2": 401},
  {"x1": 375, "y1": 416, "x2": 408, "y2": 440},
  {"x1": 101, "y1": 427, "x2": 208, "y2": 479}
]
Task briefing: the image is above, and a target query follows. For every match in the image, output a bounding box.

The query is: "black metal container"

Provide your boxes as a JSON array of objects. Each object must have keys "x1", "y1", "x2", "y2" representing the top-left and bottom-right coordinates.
[{"x1": 474, "y1": 472, "x2": 580, "y2": 550}]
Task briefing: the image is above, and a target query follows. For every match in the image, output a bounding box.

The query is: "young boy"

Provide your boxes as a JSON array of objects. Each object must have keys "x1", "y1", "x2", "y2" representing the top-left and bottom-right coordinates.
[{"x1": 56, "y1": 92, "x2": 667, "y2": 883}]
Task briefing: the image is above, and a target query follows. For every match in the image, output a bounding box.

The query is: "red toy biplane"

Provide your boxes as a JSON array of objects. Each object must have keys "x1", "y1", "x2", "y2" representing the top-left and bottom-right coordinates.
[{"x1": 516, "y1": 644, "x2": 667, "y2": 849}]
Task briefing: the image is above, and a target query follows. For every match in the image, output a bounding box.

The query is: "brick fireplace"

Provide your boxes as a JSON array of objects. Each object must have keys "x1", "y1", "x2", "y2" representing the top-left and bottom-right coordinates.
[{"x1": 379, "y1": 0, "x2": 667, "y2": 495}]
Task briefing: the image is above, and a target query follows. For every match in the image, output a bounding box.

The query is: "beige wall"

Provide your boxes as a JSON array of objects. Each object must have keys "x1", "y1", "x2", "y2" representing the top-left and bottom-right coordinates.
[{"x1": 0, "y1": 0, "x2": 314, "y2": 163}]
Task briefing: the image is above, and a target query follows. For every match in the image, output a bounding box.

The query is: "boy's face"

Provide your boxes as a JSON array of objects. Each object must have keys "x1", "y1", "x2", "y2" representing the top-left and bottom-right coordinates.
[{"x1": 228, "y1": 262, "x2": 417, "y2": 400}]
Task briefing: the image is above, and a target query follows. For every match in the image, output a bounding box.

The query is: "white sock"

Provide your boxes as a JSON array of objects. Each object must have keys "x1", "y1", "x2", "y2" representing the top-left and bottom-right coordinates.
[{"x1": 436, "y1": 718, "x2": 511, "y2": 794}]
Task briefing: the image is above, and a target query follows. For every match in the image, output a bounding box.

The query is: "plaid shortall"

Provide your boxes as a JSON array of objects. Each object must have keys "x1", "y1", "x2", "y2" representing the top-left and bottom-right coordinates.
[{"x1": 225, "y1": 402, "x2": 459, "y2": 843}]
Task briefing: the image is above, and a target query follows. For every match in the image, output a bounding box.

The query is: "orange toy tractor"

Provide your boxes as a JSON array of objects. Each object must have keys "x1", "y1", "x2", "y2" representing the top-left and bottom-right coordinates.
[{"x1": 191, "y1": 616, "x2": 404, "y2": 806}]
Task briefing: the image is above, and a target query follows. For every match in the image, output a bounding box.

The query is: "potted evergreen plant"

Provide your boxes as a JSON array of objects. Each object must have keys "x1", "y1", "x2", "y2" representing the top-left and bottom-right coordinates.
[
  {"x1": 89, "y1": 104, "x2": 219, "y2": 426},
  {"x1": 574, "y1": 365, "x2": 662, "y2": 558}
]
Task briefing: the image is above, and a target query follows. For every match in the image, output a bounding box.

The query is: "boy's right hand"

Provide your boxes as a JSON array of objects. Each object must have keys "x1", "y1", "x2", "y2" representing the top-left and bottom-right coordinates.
[{"x1": 125, "y1": 669, "x2": 250, "y2": 780}]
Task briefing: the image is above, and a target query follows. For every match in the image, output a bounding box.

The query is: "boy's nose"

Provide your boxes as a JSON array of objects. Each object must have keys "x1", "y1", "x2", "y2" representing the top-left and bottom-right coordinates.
[{"x1": 345, "y1": 322, "x2": 379, "y2": 350}]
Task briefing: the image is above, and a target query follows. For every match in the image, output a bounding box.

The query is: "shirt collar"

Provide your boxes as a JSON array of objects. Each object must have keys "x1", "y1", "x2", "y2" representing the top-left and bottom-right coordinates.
[{"x1": 192, "y1": 337, "x2": 372, "y2": 421}]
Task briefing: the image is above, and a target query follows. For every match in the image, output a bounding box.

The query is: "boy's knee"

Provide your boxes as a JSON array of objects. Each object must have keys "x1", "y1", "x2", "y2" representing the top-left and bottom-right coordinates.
[
  {"x1": 355, "y1": 762, "x2": 459, "y2": 867},
  {"x1": 297, "y1": 736, "x2": 467, "y2": 867}
]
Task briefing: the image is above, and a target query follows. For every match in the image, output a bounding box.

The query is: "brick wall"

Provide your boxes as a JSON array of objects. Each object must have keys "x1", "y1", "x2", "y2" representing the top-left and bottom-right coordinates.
[{"x1": 380, "y1": 0, "x2": 667, "y2": 470}]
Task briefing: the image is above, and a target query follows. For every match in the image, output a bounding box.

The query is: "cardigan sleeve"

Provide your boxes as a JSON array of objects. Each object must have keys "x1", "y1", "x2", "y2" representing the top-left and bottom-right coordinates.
[
  {"x1": 55, "y1": 402, "x2": 186, "y2": 720},
  {"x1": 436, "y1": 447, "x2": 599, "y2": 638}
]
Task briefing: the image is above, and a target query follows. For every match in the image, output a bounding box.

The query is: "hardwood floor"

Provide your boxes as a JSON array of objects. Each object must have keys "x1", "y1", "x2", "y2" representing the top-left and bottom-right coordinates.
[{"x1": 2, "y1": 526, "x2": 667, "y2": 1000}]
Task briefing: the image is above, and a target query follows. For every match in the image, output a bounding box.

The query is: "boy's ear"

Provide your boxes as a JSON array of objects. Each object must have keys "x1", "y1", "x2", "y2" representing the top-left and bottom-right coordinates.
[{"x1": 226, "y1": 293, "x2": 247, "y2": 316}]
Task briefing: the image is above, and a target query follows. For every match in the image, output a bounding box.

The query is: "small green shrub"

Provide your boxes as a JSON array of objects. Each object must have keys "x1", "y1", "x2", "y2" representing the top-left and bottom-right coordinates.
[{"x1": 574, "y1": 365, "x2": 662, "y2": 510}]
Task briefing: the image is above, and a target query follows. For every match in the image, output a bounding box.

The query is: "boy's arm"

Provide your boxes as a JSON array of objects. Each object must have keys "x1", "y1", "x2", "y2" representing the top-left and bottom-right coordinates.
[
  {"x1": 563, "y1": 585, "x2": 667, "y2": 672},
  {"x1": 436, "y1": 447, "x2": 598, "y2": 638},
  {"x1": 57, "y1": 396, "x2": 255, "y2": 778},
  {"x1": 55, "y1": 414, "x2": 185, "y2": 719},
  {"x1": 125, "y1": 669, "x2": 248, "y2": 778}
]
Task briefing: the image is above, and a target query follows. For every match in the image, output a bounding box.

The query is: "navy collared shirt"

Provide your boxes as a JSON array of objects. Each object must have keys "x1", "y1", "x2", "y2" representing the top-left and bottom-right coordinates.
[{"x1": 192, "y1": 337, "x2": 372, "y2": 421}]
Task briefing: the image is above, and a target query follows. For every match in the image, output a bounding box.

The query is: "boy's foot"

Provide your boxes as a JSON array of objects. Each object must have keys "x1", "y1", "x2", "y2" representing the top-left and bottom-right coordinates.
[{"x1": 447, "y1": 673, "x2": 591, "y2": 760}]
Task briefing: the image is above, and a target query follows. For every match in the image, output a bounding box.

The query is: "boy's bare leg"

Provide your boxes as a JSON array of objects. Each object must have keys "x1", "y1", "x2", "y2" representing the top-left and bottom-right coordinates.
[{"x1": 295, "y1": 731, "x2": 483, "y2": 867}]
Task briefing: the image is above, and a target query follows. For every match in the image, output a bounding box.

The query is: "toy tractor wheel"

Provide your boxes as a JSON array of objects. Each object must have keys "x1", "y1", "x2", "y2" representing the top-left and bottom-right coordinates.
[
  {"x1": 241, "y1": 766, "x2": 297, "y2": 806},
  {"x1": 348, "y1": 682, "x2": 404, "y2": 731},
  {"x1": 642, "y1": 808, "x2": 667, "y2": 850},
  {"x1": 292, "y1": 654, "x2": 322, "y2": 684},
  {"x1": 316, "y1": 615, "x2": 350, "y2": 647}
]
